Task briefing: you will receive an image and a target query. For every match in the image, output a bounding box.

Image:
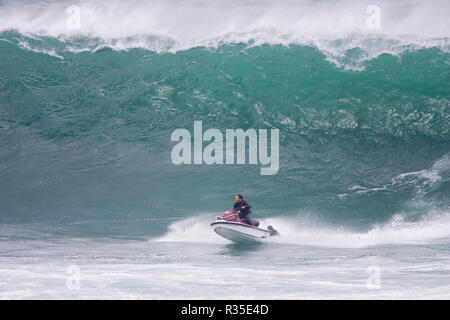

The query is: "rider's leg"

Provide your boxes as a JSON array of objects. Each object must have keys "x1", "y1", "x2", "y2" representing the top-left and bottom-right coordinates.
[{"x1": 243, "y1": 213, "x2": 254, "y2": 226}]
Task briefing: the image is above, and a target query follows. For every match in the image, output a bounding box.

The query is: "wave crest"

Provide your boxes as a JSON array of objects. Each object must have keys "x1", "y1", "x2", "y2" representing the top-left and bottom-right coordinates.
[{"x1": 1, "y1": 0, "x2": 449, "y2": 69}]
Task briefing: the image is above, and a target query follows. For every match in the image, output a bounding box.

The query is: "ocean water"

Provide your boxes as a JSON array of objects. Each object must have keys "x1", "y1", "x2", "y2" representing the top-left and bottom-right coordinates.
[{"x1": 0, "y1": 0, "x2": 449, "y2": 299}]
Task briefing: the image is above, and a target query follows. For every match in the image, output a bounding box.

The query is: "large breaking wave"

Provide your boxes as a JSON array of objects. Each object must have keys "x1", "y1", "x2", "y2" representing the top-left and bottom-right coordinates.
[{"x1": 0, "y1": 0, "x2": 449, "y2": 242}]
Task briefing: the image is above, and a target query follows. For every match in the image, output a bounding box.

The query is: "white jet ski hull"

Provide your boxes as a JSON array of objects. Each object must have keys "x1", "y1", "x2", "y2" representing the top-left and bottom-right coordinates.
[{"x1": 211, "y1": 221, "x2": 272, "y2": 243}]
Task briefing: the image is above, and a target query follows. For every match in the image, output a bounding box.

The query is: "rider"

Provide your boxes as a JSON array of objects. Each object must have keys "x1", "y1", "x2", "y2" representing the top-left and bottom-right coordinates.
[{"x1": 233, "y1": 193, "x2": 253, "y2": 226}]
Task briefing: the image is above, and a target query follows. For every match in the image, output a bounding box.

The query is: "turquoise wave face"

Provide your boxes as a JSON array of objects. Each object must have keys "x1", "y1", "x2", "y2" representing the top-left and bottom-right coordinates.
[{"x1": 0, "y1": 31, "x2": 449, "y2": 237}]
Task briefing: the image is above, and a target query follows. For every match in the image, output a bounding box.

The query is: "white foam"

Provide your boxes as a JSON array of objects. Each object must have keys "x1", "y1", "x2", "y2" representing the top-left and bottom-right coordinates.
[
  {"x1": 16, "y1": 38, "x2": 64, "y2": 59},
  {"x1": 339, "y1": 152, "x2": 449, "y2": 198},
  {"x1": 2, "y1": 0, "x2": 449, "y2": 39},
  {"x1": 266, "y1": 210, "x2": 450, "y2": 248},
  {"x1": 0, "y1": 0, "x2": 449, "y2": 69},
  {"x1": 155, "y1": 214, "x2": 231, "y2": 244}
]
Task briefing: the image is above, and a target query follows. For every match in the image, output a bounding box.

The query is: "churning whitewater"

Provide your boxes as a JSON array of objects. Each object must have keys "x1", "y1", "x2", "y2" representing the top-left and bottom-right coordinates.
[{"x1": 0, "y1": 0, "x2": 449, "y2": 299}]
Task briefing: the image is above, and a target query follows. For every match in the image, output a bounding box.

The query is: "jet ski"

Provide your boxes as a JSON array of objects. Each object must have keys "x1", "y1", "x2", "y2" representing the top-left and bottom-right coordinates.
[{"x1": 211, "y1": 210, "x2": 276, "y2": 243}]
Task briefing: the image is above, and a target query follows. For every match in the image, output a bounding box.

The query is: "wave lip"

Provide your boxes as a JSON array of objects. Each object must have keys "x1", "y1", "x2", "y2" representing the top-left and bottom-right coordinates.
[
  {"x1": 0, "y1": 0, "x2": 449, "y2": 59},
  {"x1": 1, "y1": 0, "x2": 449, "y2": 38}
]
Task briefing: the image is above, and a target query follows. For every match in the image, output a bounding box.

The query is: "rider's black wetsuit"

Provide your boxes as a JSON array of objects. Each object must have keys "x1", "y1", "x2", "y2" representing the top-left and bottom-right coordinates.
[{"x1": 233, "y1": 200, "x2": 253, "y2": 226}]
